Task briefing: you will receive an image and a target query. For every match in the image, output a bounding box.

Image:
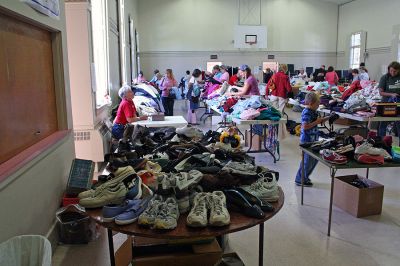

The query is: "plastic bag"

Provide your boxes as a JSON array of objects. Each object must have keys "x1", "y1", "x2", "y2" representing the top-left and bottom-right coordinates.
[{"x1": 0, "y1": 235, "x2": 51, "y2": 266}]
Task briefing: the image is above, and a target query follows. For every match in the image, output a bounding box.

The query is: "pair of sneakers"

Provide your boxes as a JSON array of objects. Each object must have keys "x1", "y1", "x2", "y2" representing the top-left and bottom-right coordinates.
[
  {"x1": 102, "y1": 197, "x2": 152, "y2": 225},
  {"x1": 187, "y1": 191, "x2": 230, "y2": 228},
  {"x1": 138, "y1": 195, "x2": 180, "y2": 230}
]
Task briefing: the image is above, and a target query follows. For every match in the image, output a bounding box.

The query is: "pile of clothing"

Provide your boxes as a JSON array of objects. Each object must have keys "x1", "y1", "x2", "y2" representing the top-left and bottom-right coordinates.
[
  {"x1": 132, "y1": 83, "x2": 164, "y2": 115},
  {"x1": 77, "y1": 124, "x2": 281, "y2": 230}
]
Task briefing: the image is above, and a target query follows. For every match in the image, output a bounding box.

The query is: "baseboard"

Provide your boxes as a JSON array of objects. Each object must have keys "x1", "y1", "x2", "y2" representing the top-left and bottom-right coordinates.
[{"x1": 46, "y1": 219, "x2": 59, "y2": 254}]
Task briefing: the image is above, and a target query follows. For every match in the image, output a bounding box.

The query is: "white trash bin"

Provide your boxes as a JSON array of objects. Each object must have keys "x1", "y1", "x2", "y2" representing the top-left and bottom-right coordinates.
[{"x1": 0, "y1": 235, "x2": 51, "y2": 266}]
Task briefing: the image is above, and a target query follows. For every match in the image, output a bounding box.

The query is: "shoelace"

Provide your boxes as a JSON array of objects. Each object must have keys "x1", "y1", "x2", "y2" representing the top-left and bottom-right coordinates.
[{"x1": 192, "y1": 196, "x2": 207, "y2": 216}]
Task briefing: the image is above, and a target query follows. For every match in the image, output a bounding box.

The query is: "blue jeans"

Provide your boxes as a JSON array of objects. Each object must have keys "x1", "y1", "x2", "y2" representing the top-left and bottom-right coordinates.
[
  {"x1": 378, "y1": 121, "x2": 400, "y2": 142},
  {"x1": 112, "y1": 124, "x2": 124, "y2": 139},
  {"x1": 295, "y1": 152, "x2": 318, "y2": 183}
]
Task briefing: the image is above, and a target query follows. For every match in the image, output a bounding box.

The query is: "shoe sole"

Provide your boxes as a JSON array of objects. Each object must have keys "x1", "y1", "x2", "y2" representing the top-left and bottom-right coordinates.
[
  {"x1": 209, "y1": 220, "x2": 230, "y2": 227},
  {"x1": 102, "y1": 216, "x2": 116, "y2": 223},
  {"x1": 186, "y1": 220, "x2": 207, "y2": 228},
  {"x1": 80, "y1": 196, "x2": 126, "y2": 209},
  {"x1": 295, "y1": 182, "x2": 313, "y2": 187},
  {"x1": 322, "y1": 158, "x2": 347, "y2": 165},
  {"x1": 153, "y1": 221, "x2": 177, "y2": 230},
  {"x1": 115, "y1": 217, "x2": 139, "y2": 225},
  {"x1": 138, "y1": 218, "x2": 155, "y2": 226}
]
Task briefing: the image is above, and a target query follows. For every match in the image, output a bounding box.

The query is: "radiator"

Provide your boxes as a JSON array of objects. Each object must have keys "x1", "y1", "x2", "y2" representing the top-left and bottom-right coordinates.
[{"x1": 73, "y1": 122, "x2": 111, "y2": 166}]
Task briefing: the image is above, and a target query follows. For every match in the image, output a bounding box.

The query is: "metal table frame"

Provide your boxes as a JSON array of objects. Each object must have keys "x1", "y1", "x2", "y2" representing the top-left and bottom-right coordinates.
[{"x1": 299, "y1": 147, "x2": 400, "y2": 236}]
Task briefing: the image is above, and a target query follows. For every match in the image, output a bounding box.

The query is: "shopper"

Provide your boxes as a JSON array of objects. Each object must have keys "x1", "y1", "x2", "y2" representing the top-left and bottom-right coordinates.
[
  {"x1": 228, "y1": 64, "x2": 260, "y2": 96},
  {"x1": 217, "y1": 65, "x2": 230, "y2": 83},
  {"x1": 149, "y1": 69, "x2": 160, "y2": 83},
  {"x1": 263, "y1": 68, "x2": 273, "y2": 83},
  {"x1": 229, "y1": 71, "x2": 241, "y2": 86},
  {"x1": 187, "y1": 69, "x2": 204, "y2": 124},
  {"x1": 112, "y1": 85, "x2": 148, "y2": 139},
  {"x1": 325, "y1": 66, "x2": 339, "y2": 86},
  {"x1": 136, "y1": 71, "x2": 146, "y2": 83},
  {"x1": 267, "y1": 64, "x2": 292, "y2": 112},
  {"x1": 359, "y1": 66, "x2": 370, "y2": 81},
  {"x1": 312, "y1": 65, "x2": 326, "y2": 82},
  {"x1": 294, "y1": 92, "x2": 329, "y2": 187},
  {"x1": 297, "y1": 68, "x2": 308, "y2": 80},
  {"x1": 159, "y1": 69, "x2": 178, "y2": 116},
  {"x1": 351, "y1": 69, "x2": 360, "y2": 82},
  {"x1": 345, "y1": 68, "x2": 353, "y2": 82},
  {"x1": 378, "y1": 61, "x2": 400, "y2": 141}
]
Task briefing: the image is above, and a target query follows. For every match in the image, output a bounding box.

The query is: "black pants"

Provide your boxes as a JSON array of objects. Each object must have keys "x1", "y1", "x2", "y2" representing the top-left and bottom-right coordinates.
[{"x1": 162, "y1": 96, "x2": 175, "y2": 116}]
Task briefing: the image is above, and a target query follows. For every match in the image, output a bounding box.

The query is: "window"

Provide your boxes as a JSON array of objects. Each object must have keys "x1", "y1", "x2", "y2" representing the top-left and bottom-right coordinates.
[
  {"x1": 350, "y1": 32, "x2": 361, "y2": 69},
  {"x1": 398, "y1": 34, "x2": 400, "y2": 62},
  {"x1": 206, "y1": 62, "x2": 222, "y2": 72},
  {"x1": 92, "y1": 0, "x2": 111, "y2": 107}
]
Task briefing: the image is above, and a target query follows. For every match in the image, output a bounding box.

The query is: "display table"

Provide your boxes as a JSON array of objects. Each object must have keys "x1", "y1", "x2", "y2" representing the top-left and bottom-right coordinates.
[
  {"x1": 299, "y1": 147, "x2": 400, "y2": 236},
  {"x1": 86, "y1": 188, "x2": 284, "y2": 266},
  {"x1": 232, "y1": 118, "x2": 287, "y2": 163},
  {"x1": 132, "y1": 116, "x2": 187, "y2": 128}
]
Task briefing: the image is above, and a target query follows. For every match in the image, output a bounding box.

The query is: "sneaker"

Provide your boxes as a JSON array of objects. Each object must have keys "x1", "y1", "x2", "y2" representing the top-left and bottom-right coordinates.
[
  {"x1": 355, "y1": 142, "x2": 392, "y2": 160},
  {"x1": 153, "y1": 197, "x2": 180, "y2": 230},
  {"x1": 295, "y1": 180, "x2": 313, "y2": 187},
  {"x1": 115, "y1": 197, "x2": 152, "y2": 225},
  {"x1": 176, "y1": 189, "x2": 190, "y2": 214},
  {"x1": 208, "y1": 191, "x2": 230, "y2": 227},
  {"x1": 144, "y1": 161, "x2": 162, "y2": 173},
  {"x1": 156, "y1": 173, "x2": 176, "y2": 195},
  {"x1": 79, "y1": 183, "x2": 127, "y2": 208},
  {"x1": 320, "y1": 149, "x2": 348, "y2": 164},
  {"x1": 176, "y1": 125, "x2": 204, "y2": 139},
  {"x1": 102, "y1": 199, "x2": 139, "y2": 222},
  {"x1": 241, "y1": 177, "x2": 279, "y2": 203},
  {"x1": 175, "y1": 170, "x2": 203, "y2": 191},
  {"x1": 187, "y1": 193, "x2": 208, "y2": 227},
  {"x1": 138, "y1": 195, "x2": 163, "y2": 226},
  {"x1": 126, "y1": 177, "x2": 142, "y2": 200},
  {"x1": 335, "y1": 144, "x2": 354, "y2": 154},
  {"x1": 78, "y1": 166, "x2": 135, "y2": 199},
  {"x1": 141, "y1": 183, "x2": 154, "y2": 198},
  {"x1": 189, "y1": 185, "x2": 203, "y2": 207},
  {"x1": 222, "y1": 161, "x2": 258, "y2": 177}
]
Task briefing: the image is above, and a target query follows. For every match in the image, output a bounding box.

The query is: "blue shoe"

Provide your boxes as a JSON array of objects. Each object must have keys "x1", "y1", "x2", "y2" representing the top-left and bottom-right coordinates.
[
  {"x1": 126, "y1": 177, "x2": 142, "y2": 200},
  {"x1": 102, "y1": 199, "x2": 139, "y2": 222},
  {"x1": 115, "y1": 197, "x2": 152, "y2": 225}
]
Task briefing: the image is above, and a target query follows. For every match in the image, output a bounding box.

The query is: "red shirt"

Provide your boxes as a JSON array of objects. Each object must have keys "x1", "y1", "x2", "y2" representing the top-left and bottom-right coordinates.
[
  {"x1": 267, "y1": 71, "x2": 292, "y2": 98},
  {"x1": 325, "y1": 71, "x2": 339, "y2": 85},
  {"x1": 114, "y1": 98, "x2": 136, "y2": 125},
  {"x1": 229, "y1": 75, "x2": 238, "y2": 86}
]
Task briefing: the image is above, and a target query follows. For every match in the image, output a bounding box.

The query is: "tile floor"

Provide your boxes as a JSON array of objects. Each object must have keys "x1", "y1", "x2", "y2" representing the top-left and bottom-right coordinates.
[{"x1": 53, "y1": 101, "x2": 400, "y2": 266}]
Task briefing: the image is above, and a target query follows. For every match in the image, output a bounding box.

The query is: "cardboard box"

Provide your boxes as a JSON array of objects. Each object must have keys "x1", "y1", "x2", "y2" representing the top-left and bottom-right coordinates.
[
  {"x1": 245, "y1": 130, "x2": 264, "y2": 150},
  {"x1": 132, "y1": 238, "x2": 222, "y2": 266},
  {"x1": 333, "y1": 175, "x2": 384, "y2": 218}
]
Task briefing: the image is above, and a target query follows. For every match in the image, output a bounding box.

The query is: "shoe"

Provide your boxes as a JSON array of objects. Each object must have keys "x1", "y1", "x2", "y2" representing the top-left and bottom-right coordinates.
[
  {"x1": 138, "y1": 195, "x2": 163, "y2": 226},
  {"x1": 79, "y1": 183, "x2": 127, "y2": 208},
  {"x1": 115, "y1": 197, "x2": 152, "y2": 225},
  {"x1": 78, "y1": 166, "x2": 135, "y2": 199},
  {"x1": 240, "y1": 177, "x2": 279, "y2": 204},
  {"x1": 176, "y1": 125, "x2": 204, "y2": 139},
  {"x1": 223, "y1": 189, "x2": 265, "y2": 219},
  {"x1": 141, "y1": 183, "x2": 154, "y2": 197},
  {"x1": 335, "y1": 144, "x2": 354, "y2": 154},
  {"x1": 102, "y1": 199, "x2": 139, "y2": 222},
  {"x1": 295, "y1": 180, "x2": 313, "y2": 187},
  {"x1": 355, "y1": 154, "x2": 384, "y2": 165},
  {"x1": 176, "y1": 189, "x2": 190, "y2": 214},
  {"x1": 189, "y1": 185, "x2": 203, "y2": 207},
  {"x1": 187, "y1": 193, "x2": 209, "y2": 227},
  {"x1": 355, "y1": 142, "x2": 392, "y2": 160},
  {"x1": 234, "y1": 187, "x2": 274, "y2": 212},
  {"x1": 153, "y1": 197, "x2": 180, "y2": 230},
  {"x1": 208, "y1": 191, "x2": 230, "y2": 226},
  {"x1": 156, "y1": 173, "x2": 176, "y2": 195},
  {"x1": 222, "y1": 161, "x2": 258, "y2": 177},
  {"x1": 144, "y1": 161, "x2": 162, "y2": 173},
  {"x1": 126, "y1": 177, "x2": 143, "y2": 200},
  {"x1": 320, "y1": 149, "x2": 348, "y2": 164},
  {"x1": 175, "y1": 170, "x2": 203, "y2": 191}
]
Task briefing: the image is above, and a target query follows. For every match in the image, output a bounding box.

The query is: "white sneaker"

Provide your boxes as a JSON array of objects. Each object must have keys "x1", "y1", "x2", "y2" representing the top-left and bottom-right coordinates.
[
  {"x1": 208, "y1": 191, "x2": 230, "y2": 227},
  {"x1": 355, "y1": 142, "x2": 392, "y2": 160},
  {"x1": 187, "y1": 193, "x2": 208, "y2": 227},
  {"x1": 176, "y1": 125, "x2": 204, "y2": 139},
  {"x1": 241, "y1": 177, "x2": 279, "y2": 203}
]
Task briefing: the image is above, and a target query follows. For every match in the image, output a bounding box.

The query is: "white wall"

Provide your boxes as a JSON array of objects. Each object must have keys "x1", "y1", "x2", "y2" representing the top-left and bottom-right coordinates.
[
  {"x1": 137, "y1": 0, "x2": 339, "y2": 79},
  {"x1": 337, "y1": 0, "x2": 400, "y2": 80},
  {"x1": 0, "y1": 0, "x2": 75, "y2": 244}
]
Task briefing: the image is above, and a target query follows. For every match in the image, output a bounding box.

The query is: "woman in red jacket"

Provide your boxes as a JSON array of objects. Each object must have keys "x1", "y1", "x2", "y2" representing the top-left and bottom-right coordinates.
[{"x1": 267, "y1": 64, "x2": 292, "y2": 112}]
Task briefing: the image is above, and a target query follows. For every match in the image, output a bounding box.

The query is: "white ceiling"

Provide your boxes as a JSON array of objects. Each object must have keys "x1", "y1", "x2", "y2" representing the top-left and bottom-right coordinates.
[{"x1": 316, "y1": 0, "x2": 355, "y2": 5}]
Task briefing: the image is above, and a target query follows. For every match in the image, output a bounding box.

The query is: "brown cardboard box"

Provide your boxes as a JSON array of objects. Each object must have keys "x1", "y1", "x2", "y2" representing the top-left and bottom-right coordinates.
[
  {"x1": 245, "y1": 130, "x2": 263, "y2": 150},
  {"x1": 333, "y1": 175, "x2": 384, "y2": 218},
  {"x1": 132, "y1": 238, "x2": 222, "y2": 266}
]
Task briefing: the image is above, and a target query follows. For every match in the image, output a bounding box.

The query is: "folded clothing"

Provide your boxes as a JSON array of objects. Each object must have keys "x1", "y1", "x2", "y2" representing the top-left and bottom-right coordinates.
[{"x1": 355, "y1": 154, "x2": 384, "y2": 165}]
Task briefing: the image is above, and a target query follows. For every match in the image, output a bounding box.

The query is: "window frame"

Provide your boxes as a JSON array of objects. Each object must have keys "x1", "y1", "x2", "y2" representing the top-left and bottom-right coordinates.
[{"x1": 349, "y1": 32, "x2": 362, "y2": 69}]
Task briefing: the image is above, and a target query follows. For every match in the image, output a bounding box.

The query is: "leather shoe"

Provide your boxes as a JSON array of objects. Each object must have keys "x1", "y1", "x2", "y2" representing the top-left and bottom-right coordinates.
[{"x1": 223, "y1": 189, "x2": 265, "y2": 218}]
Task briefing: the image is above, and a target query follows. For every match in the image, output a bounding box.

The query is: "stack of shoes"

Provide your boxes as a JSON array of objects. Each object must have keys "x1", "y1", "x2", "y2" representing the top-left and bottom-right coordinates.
[
  {"x1": 355, "y1": 141, "x2": 392, "y2": 160},
  {"x1": 239, "y1": 175, "x2": 279, "y2": 204},
  {"x1": 186, "y1": 191, "x2": 230, "y2": 227},
  {"x1": 138, "y1": 196, "x2": 180, "y2": 230},
  {"x1": 78, "y1": 166, "x2": 136, "y2": 208},
  {"x1": 102, "y1": 196, "x2": 152, "y2": 225},
  {"x1": 223, "y1": 189, "x2": 265, "y2": 218},
  {"x1": 320, "y1": 149, "x2": 348, "y2": 164}
]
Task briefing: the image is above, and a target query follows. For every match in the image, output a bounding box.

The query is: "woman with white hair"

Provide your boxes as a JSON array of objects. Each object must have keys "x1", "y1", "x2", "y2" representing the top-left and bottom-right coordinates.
[{"x1": 112, "y1": 85, "x2": 148, "y2": 139}]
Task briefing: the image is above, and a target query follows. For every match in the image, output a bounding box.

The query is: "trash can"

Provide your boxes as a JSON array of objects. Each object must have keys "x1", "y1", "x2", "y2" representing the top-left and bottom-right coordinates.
[{"x1": 0, "y1": 235, "x2": 51, "y2": 266}]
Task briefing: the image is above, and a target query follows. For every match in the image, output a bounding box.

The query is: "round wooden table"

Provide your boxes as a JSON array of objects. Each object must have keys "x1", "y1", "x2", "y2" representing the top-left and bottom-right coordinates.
[{"x1": 86, "y1": 187, "x2": 284, "y2": 266}]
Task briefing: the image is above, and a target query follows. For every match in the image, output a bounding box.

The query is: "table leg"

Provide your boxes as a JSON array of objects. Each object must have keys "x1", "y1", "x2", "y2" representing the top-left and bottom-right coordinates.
[
  {"x1": 327, "y1": 168, "x2": 336, "y2": 236},
  {"x1": 366, "y1": 168, "x2": 369, "y2": 179},
  {"x1": 301, "y1": 151, "x2": 305, "y2": 205},
  {"x1": 262, "y1": 125, "x2": 277, "y2": 163},
  {"x1": 107, "y1": 228, "x2": 115, "y2": 266},
  {"x1": 247, "y1": 124, "x2": 254, "y2": 152},
  {"x1": 259, "y1": 223, "x2": 264, "y2": 266}
]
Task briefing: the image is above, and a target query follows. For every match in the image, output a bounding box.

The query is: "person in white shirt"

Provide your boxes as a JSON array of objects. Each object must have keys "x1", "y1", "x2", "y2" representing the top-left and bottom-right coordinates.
[
  {"x1": 298, "y1": 68, "x2": 308, "y2": 80},
  {"x1": 359, "y1": 66, "x2": 370, "y2": 81}
]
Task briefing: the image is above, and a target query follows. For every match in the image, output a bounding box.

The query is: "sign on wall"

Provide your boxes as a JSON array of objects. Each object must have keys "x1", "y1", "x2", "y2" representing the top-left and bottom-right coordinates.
[{"x1": 22, "y1": 0, "x2": 60, "y2": 19}]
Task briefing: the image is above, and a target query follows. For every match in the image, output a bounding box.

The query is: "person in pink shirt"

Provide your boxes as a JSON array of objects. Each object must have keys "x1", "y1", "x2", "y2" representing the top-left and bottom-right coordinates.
[
  {"x1": 216, "y1": 65, "x2": 230, "y2": 83},
  {"x1": 228, "y1": 64, "x2": 260, "y2": 96},
  {"x1": 159, "y1": 68, "x2": 178, "y2": 116},
  {"x1": 325, "y1": 66, "x2": 339, "y2": 86}
]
